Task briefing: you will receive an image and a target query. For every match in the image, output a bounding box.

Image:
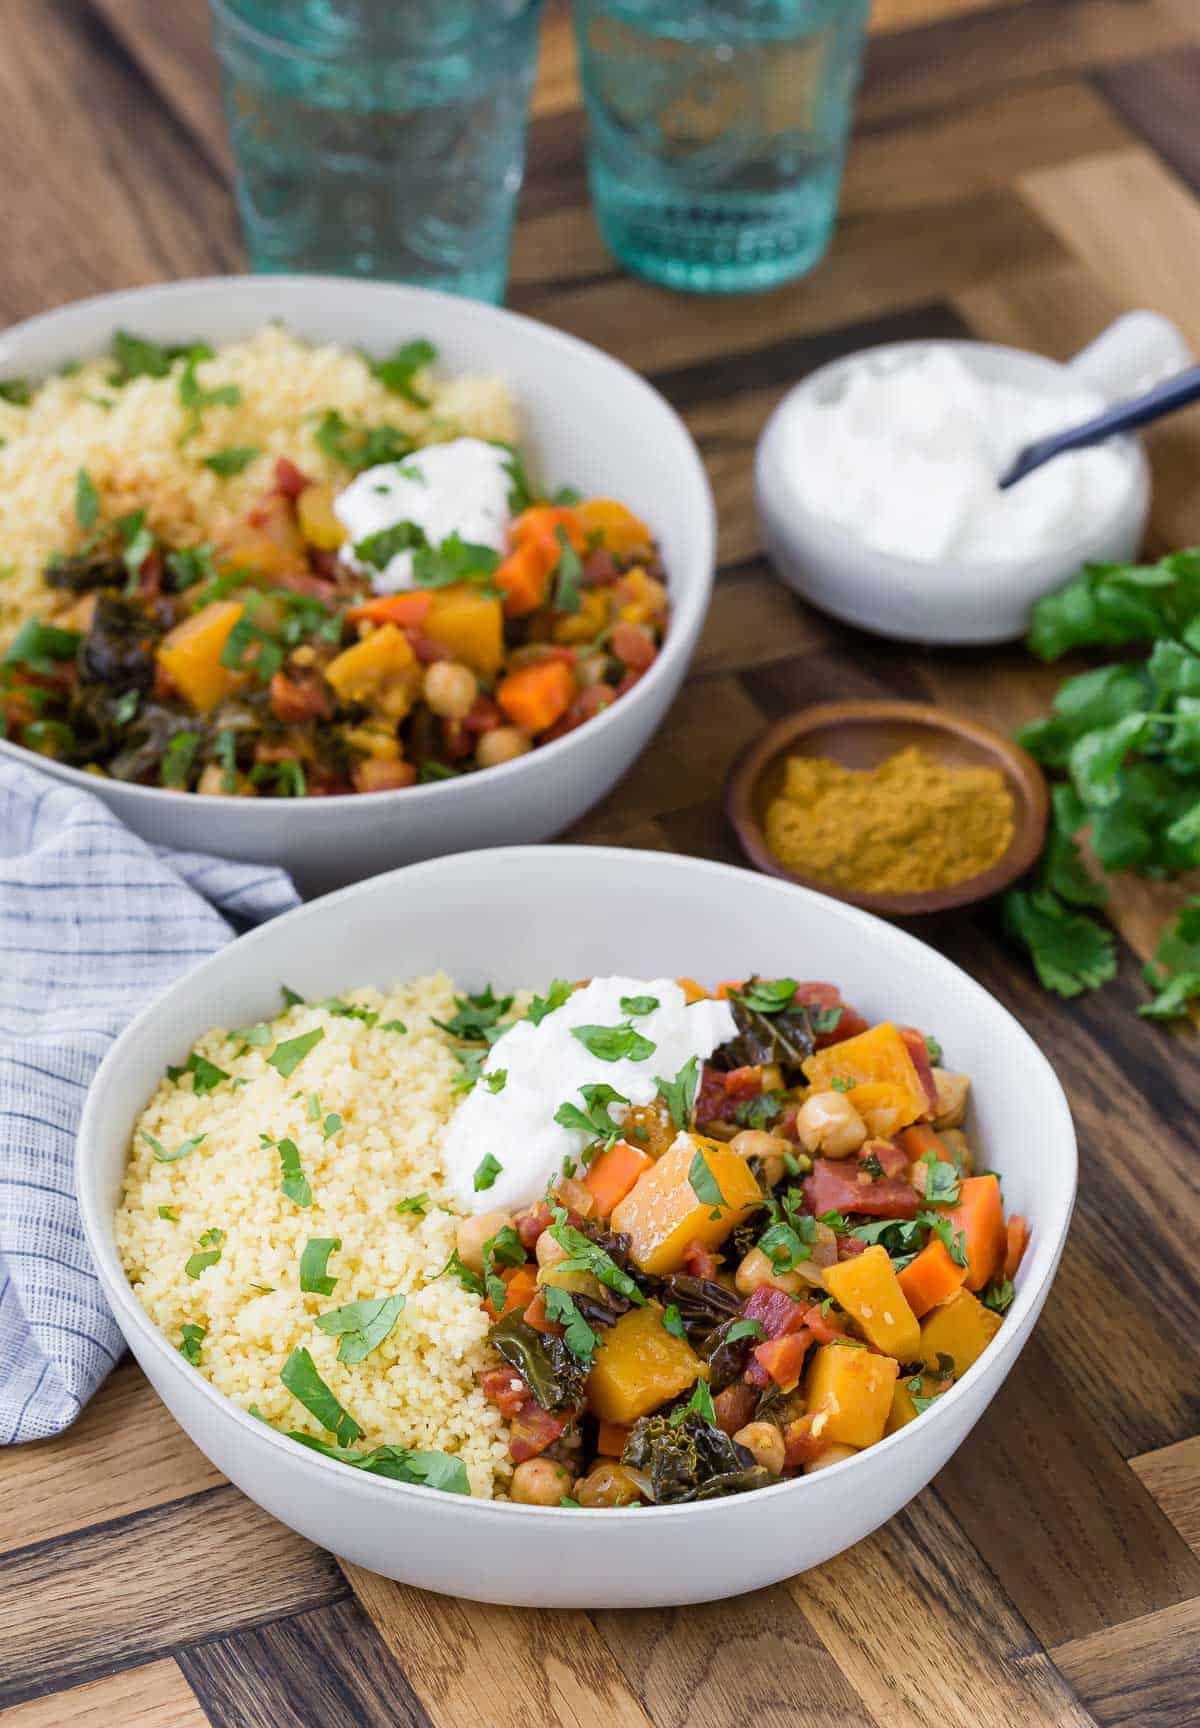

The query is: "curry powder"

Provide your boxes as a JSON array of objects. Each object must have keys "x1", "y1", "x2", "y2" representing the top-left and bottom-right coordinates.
[{"x1": 763, "y1": 745, "x2": 1014, "y2": 895}]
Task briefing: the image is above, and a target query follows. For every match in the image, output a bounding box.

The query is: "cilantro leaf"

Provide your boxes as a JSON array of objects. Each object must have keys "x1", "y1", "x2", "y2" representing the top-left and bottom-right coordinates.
[
  {"x1": 1003, "y1": 889, "x2": 1117, "y2": 998},
  {"x1": 280, "y1": 1345, "x2": 362, "y2": 1446},
  {"x1": 365, "y1": 337, "x2": 437, "y2": 405},
  {"x1": 548, "y1": 1222, "x2": 644, "y2": 1305},
  {"x1": 315, "y1": 1293, "x2": 406, "y2": 1364},
  {"x1": 572, "y1": 1021, "x2": 655, "y2": 1063},
  {"x1": 203, "y1": 444, "x2": 260, "y2": 477},
  {"x1": 981, "y1": 1278, "x2": 1015, "y2": 1315},
  {"x1": 437, "y1": 1247, "x2": 484, "y2": 1296},
  {"x1": 734, "y1": 978, "x2": 799, "y2": 1014},
  {"x1": 553, "y1": 1082, "x2": 629, "y2": 1149},
  {"x1": 527, "y1": 979, "x2": 571, "y2": 1026},
  {"x1": 553, "y1": 526, "x2": 583, "y2": 614},
  {"x1": 395, "y1": 1192, "x2": 430, "y2": 1216},
  {"x1": 687, "y1": 1145, "x2": 725, "y2": 1210},
  {"x1": 277, "y1": 1138, "x2": 312, "y2": 1208},
  {"x1": 725, "y1": 1318, "x2": 766, "y2": 1344},
  {"x1": 655, "y1": 1054, "x2": 699, "y2": 1130},
  {"x1": 669, "y1": 1378, "x2": 717, "y2": 1428},
  {"x1": 661, "y1": 1303, "x2": 686, "y2": 1340},
  {"x1": 167, "y1": 1051, "x2": 230, "y2": 1096},
  {"x1": 74, "y1": 467, "x2": 100, "y2": 530},
  {"x1": 299, "y1": 1236, "x2": 341, "y2": 1295},
  {"x1": 474, "y1": 1152, "x2": 503, "y2": 1192},
  {"x1": 268, "y1": 1027, "x2": 325, "y2": 1077},
  {"x1": 179, "y1": 1322, "x2": 205, "y2": 1366},
  {"x1": 185, "y1": 1227, "x2": 225, "y2": 1279},
  {"x1": 288, "y1": 1430, "x2": 467, "y2": 1492},
  {"x1": 542, "y1": 1284, "x2": 599, "y2": 1363},
  {"x1": 142, "y1": 1130, "x2": 205, "y2": 1164}
]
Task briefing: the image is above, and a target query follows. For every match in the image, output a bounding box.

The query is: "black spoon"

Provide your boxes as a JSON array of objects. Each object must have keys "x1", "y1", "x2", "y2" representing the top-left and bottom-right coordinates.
[{"x1": 998, "y1": 364, "x2": 1200, "y2": 489}]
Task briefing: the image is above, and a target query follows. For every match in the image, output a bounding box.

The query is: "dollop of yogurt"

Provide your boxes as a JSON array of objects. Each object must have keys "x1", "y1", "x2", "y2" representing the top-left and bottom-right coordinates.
[
  {"x1": 781, "y1": 347, "x2": 1130, "y2": 564},
  {"x1": 442, "y1": 977, "x2": 737, "y2": 1215},
  {"x1": 334, "y1": 436, "x2": 512, "y2": 594}
]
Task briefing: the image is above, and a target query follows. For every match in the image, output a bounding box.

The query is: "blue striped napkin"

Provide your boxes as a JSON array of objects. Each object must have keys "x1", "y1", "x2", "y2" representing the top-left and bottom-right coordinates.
[{"x1": 0, "y1": 761, "x2": 298, "y2": 1444}]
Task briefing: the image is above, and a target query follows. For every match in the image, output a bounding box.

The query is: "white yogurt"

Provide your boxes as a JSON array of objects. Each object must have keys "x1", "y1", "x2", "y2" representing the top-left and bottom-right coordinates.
[
  {"x1": 441, "y1": 977, "x2": 737, "y2": 1215},
  {"x1": 334, "y1": 437, "x2": 512, "y2": 593},
  {"x1": 781, "y1": 347, "x2": 1128, "y2": 564}
]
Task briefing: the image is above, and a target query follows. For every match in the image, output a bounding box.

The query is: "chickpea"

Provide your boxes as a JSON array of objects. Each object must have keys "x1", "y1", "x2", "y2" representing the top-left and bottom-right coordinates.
[
  {"x1": 735, "y1": 1245, "x2": 803, "y2": 1298},
  {"x1": 793, "y1": 1090, "x2": 867, "y2": 1159},
  {"x1": 574, "y1": 1462, "x2": 645, "y2": 1508},
  {"x1": 803, "y1": 1442, "x2": 859, "y2": 1474},
  {"x1": 938, "y1": 1128, "x2": 973, "y2": 1173},
  {"x1": 476, "y1": 725, "x2": 532, "y2": 770},
  {"x1": 932, "y1": 1069, "x2": 970, "y2": 1131},
  {"x1": 423, "y1": 660, "x2": 478, "y2": 721},
  {"x1": 510, "y1": 1457, "x2": 573, "y2": 1506},
  {"x1": 733, "y1": 1421, "x2": 786, "y2": 1477},
  {"x1": 196, "y1": 763, "x2": 228, "y2": 796},
  {"x1": 731, "y1": 1128, "x2": 795, "y2": 1188},
  {"x1": 535, "y1": 1229, "x2": 568, "y2": 1270},
  {"x1": 454, "y1": 1208, "x2": 514, "y2": 1275}
]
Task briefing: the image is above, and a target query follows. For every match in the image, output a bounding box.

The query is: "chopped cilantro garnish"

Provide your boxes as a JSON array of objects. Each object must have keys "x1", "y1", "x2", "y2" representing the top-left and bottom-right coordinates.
[
  {"x1": 734, "y1": 978, "x2": 798, "y2": 1014},
  {"x1": 277, "y1": 1138, "x2": 312, "y2": 1208},
  {"x1": 669, "y1": 1378, "x2": 717, "y2": 1428},
  {"x1": 474, "y1": 1152, "x2": 503, "y2": 1192},
  {"x1": 280, "y1": 1345, "x2": 362, "y2": 1446},
  {"x1": 982, "y1": 1277, "x2": 1015, "y2": 1314},
  {"x1": 527, "y1": 979, "x2": 572, "y2": 1026},
  {"x1": 142, "y1": 1130, "x2": 205, "y2": 1164},
  {"x1": 315, "y1": 1293, "x2": 406, "y2": 1364},
  {"x1": 655, "y1": 1055, "x2": 699, "y2": 1130},
  {"x1": 365, "y1": 337, "x2": 437, "y2": 405},
  {"x1": 202, "y1": 444, "x2": 260, "y2": 477},
  {"x1": 571, "y1": 1021, "x2": 655, "y2": 1064},
  {"x1": 687, "y1": 1145, "x2": 725, "y2": 1211},
  {"x1": 484, "y1": 1069, "x2": 507, "y2": 1095},
  {"x1": 166, "y1": 1052, "x2": 230, "y2": 1096},
  {"x1": 74, "y1": 466, "x2": 99, "y2": 530},
  {"x1": 184, "y1": 1227, "x2": 225, "y2": 1279},
  {"x1": 661, "y1": 1303, "x2": 686, "y2": 1340},
  {"x1": 548, "y1": 1221, "x2": 644, "y2": 1305},
  {"x1": 178, "y1": 354, "x2": 241, "y2": 443},
  {"x1": 554, "y1": 1082, "x2": 629, "y2": 1149},
  {"x1": 299, "y1": 1236, "x2": 341, "y2": 1295},
  {"x1": 725, "y1": 1318, "x2": 766, "y2": 1344},
  {"x1": 179, "y1": 1322, "x2": 205, "y2": 1366},
  {"x1": 268, "y1": 1026, "x2": 325, "y2": 1078},
  {"x1": 395, "y1": 1193, "x2": 430, "y2": 1216},
  {"x1": 542, "y1": 1285, "x2": 599, "y2": 1363},
  {"x1": 158, "y1": 1205, "x2": 178, "y2": 1222}
]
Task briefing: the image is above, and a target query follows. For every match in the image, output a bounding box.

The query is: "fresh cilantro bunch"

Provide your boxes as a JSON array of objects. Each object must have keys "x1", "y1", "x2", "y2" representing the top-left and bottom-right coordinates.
[{"x1": 1005, "y1": 550, "x2": 1200, "y2": 1014}]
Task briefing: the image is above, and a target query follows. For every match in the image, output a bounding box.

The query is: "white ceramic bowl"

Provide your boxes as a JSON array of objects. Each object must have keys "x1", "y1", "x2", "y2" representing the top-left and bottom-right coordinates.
[
  {"x1": 77, "y1": 846, "x2": 1076, "y2": 1608},
  {"x1": 755, "y1": 311, "x2": 1192, "y2": 645},
  {"x1": 0, "y1": 277, "x2": 714, "y2": 896}
]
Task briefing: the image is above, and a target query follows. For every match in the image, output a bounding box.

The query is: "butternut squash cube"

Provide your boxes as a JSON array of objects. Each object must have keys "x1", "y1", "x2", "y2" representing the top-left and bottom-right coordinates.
[
  {"x1": 325, "y1": 624, "x2": 419, "y2": 720},
  {"x1": 157, "y1": 601, "x2": 244, "y2": 714},
  {"x1": 823, "y1": 1244, "x2": 921, "y2": 1363},
  {"x1": 918, "y1": 1288, "x2": 1002, "y2": 1377},
  {"x1": 886, "y1": 1372, "x2": 948, "y2": 1434},
  {"x1": 585, "y1": 1302, "x2": 703, "y2": 1425},
  {"x1": 805, "y1": 1342, "x2": 898, "y2": 1449},
  {"x1": 610, "y1": 1132, "x2": 763, "y2": 1276},
  {"x1": 425, "y1": 584, "x2": 504, "y2": 676},
  {"x1": 576, "y1": 497, "x2": 654, "y2": 562},
  {"x1": 803, "y1": 1023, "x2": 930, "y2": 1136},
  {"x1": 297, "y1": 482, "x2": 347, "y2": 550}
]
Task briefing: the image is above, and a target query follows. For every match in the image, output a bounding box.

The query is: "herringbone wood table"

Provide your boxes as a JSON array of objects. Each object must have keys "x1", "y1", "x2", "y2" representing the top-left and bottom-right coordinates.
[{"x1": 2, "y1": 2, "x2": 1199, "y2": 1723}]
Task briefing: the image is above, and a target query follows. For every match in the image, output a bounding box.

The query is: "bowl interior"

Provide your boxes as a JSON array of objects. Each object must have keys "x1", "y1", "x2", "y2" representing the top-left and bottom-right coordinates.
[
  {"x1": 728, "y1": 702, "x2": 1049, "y2": 915},
  {"x1": 79, "y1": 847, "x2": 1075, "y2": 1519}
]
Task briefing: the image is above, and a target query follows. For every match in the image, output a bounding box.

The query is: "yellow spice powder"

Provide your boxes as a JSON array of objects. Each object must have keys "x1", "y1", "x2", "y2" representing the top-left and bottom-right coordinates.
[{"x1": 764, "y1": 744, "x2": 1015, "y2": 895}]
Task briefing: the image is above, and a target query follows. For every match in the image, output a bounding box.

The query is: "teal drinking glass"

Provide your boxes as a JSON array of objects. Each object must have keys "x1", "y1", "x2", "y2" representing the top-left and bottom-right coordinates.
[
  {"x1": 208, "y1": 0, "x2": 544, "y2": 304},
  {"x1": 573, "y1": 0, "x2": 870, "y2": 294}
]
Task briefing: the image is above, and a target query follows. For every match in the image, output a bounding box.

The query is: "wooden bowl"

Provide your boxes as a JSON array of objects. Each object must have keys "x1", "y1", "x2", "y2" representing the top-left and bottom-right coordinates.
[{"x1": 725, "y1": 700, "x2": 1049, "y2": 917}]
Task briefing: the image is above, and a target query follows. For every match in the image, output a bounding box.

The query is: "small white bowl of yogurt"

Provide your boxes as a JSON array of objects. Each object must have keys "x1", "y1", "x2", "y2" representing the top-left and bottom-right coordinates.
[{"x1": 755, "y1": 312, "x2": 1191, "y2": 644}]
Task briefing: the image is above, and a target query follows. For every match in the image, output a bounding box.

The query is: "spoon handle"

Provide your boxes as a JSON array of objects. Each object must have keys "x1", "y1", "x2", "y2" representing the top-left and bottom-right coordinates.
[{"x1": 999, "y1": 364, "x2": 1200, "y2": 489}]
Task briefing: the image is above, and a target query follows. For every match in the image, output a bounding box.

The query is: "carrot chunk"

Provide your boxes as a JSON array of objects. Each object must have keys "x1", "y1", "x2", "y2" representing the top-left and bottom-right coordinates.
[
  {"x1": 582, "y1": 1139, "x2": 654, "y2": 1218},
  {"x1": 344, "y1": 591, "x2": 434, "y2": 627},
  {"x1": 1003, "y1": 1213, "x2": 1030, "y2": 1281},
  {"x1": 949, "y1": 1175, "x2": 1007, "y2": 1292},
  {"x1": 496, "y1": 659, "x2": 575, "y2": 735},
  {"x1": 896, "y1": 1237, "x2": 967, "y2": 1319},
  {"x1": 482, "y1": 1263, "x2": 538, "y2": 1322},
  {"x1": 596, "y1": 1420, "x2": 630, "y2": 1457}
]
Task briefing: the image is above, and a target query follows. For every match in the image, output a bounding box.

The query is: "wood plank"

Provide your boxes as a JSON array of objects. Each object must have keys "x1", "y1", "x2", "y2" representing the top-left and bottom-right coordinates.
[
  {"x1": 1132, "y1": 1437, "x2": 1200, "y2": 1560},
  {"x1": 0, "y1": 1661, "x2": 206, "y2": 1728},
  {"x1": 513, "y1": 189, "x2": 1061, "y2": 375},
  {"x1": 872, "y1": 0, "x2": 1024, "y2": 29},
  {"x1": 933, "y1": 1337, "x2": 1200, "y2": 1646},
  {"x1": 87, "y1": 0, "x2": 232, "y2": 175},
  {"x1": 179, "y1": 1597, "x2": 430, "y2": 1728},
  {"x1": 1052, "y1": 1597, "x2": 1200, "y2": 1728},
  {"x1": 0, "y1": 1487, "x2": 345, "y2": 1709},
  {"x1": 344, "y1": 1567, "x2": 654, "y2": 1728},
  {"x1": 0, "y1": 0, "x2": 239, "y2": 325},
  {"x1": 0, "y1": 1362, "x2": 222, "y2": 1556},
  {"x1": 1095, "y1": 46, "x2": 1200, "y2": 198},
  {"x1": 792, "y1": 1486, "x2": 1098, "y2": 1728},
  {"x1": 592, "y1": 1585, "x2": 877, "y2": 1728}
]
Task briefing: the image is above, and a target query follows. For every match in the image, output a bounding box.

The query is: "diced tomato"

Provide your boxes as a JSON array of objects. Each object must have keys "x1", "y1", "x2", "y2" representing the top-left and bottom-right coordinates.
[
  {"x1": 694, "y1": 1064, "x2": 729, "y2": 1128},
  {"x1": 805, "y1": 1159, "x2": 918, "y2": 1219},
  {"x1": 582, "y1": 547, "x2": 619, "y2": 587},
  {"x1": 514, "y1": 1201, "x2": 552, "y2": 1252},
  {"x1": 135, "y1": 547, "x2": 164, "y2": 599},
  {"x1": 899, "y1": 1027, "x2": 939, "y2": 1115},
  {"x1": 268, "y1": 670, "x2": 331, "y2": 724},
  {"x1": 541, "y1": 682, "x2": 615, "y2": 744},
  {"x1": 508, "y1": 1400, "x2": 569, "y2": 1463},
  {"x1": 682, "y1": 1239, "x2": 721, "y2": 1279},
  {"x1": 462, "y1": 694, "x2": 502, "y2": 734},
  {"x1": 481, "y1": 1366, "x2": 529, "y2": 1420},
  {"x1": 836, "y1": 1234, "x2": 869, "y2": 1260},
  {"x1": 521, "y1": 1289, "x2": 561, "y2": 1337},
  {"x1": 776, "y1": 1103, "x2": 801, "y2": 1144},
  {"x1": 793, "y1": 983, "x2": 869, "y2": 1047},
  {"x1": 713, "y1": 1382, "x2": 757, "y2": 1437},
  {"x1": 801, "y1": 1302, "x2": 850, "y2": 1345},
  {"x1": 859, "y1": 1138, "x2": 908, "y2": 1180},
  {"x1": 439, "y1": 717, "x2": 476, "y2": 762},
  {"x1": 724, "y1": 1065, "x2": 764, "y2": 1100},
  {"x1": 483, "y1": 1263, "x2": 538, "y2": 1323},
  {"x1": 274, "y1": 456, "x2": 311, "y2": 499},
  {"x1": 782, "y1": 1414, "x2": 832, "y2": 1470},
  {"x1": 751, "y1": 1330, "x2": 813, "y2": 1389},
  {"x1": 610, "y1": 620, "x2": 657, "y2": 672},
  {"x1": 742, "y1": 1285, "x2": 808, "y2": 1340}
]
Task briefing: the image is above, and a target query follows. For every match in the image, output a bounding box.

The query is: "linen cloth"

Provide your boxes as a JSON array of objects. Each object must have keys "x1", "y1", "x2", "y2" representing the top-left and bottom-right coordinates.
[{"x1": 0, "y1": 761, "x2": 298, "y2": 1442}]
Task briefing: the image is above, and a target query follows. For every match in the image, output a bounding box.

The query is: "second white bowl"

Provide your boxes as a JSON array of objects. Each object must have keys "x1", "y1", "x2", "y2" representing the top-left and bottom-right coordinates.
[{"x1": 0, "y1": 277, "x2": 714, "y2": 895}]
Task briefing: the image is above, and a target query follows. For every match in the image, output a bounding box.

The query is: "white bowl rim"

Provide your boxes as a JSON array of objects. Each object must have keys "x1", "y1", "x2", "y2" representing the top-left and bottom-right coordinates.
[
  {"x1": 77, "y1": 843, "x2": 1077, "y2": 1521},
  {"x1": 0, "y1": 274, "x2": 714, "y2": 815},
  {"x1": 756, "y1": 335, "x2": 1150, "y2": 581}
]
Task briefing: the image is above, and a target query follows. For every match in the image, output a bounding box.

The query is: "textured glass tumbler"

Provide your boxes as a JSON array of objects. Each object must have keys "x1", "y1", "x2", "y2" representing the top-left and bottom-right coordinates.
[
  {"x1": 209, "y1": 0, "x2": 543, "y2": 304},
  {"x1": 573, "y1": 0, "x2": 869, "y2": 294}
]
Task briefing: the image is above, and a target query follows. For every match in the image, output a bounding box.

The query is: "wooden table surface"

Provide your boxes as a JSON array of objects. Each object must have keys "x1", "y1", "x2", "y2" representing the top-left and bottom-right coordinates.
[{"x1": 3, "y1": 1, "x2": 1200, "y2": 1723}]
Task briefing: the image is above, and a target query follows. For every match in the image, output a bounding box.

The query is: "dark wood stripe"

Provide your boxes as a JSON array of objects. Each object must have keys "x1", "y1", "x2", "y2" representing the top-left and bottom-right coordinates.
[
  {"x1": 1053, "y1": 1598, "x2": 1200, "y2": 1728},
  {"x1": 179, "y1": 1597, "x2": 432, "y2": 1728},
  {"x1": 1093, "y1": 48, "x2": 1200, "y2": 197},
  {"x1": 0, "y1": 1485, "x2": 347, "y2": 1709},
  {"x1": 645, "y1": 303, "x2": 972, "y2": 413}
]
